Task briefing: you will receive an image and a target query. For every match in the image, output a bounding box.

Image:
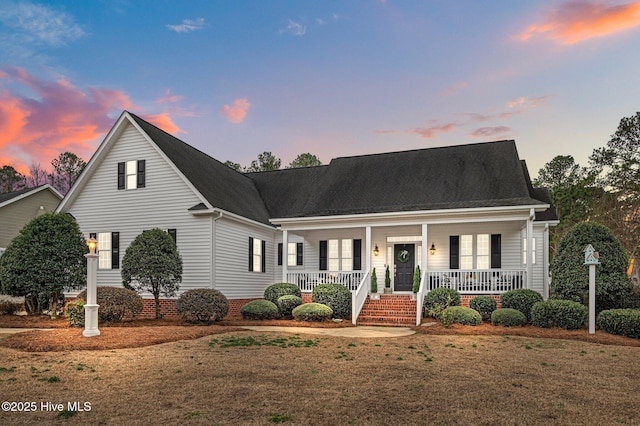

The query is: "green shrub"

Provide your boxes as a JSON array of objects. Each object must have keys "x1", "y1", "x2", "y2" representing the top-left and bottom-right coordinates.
[
  {"x1": 312, "y1": 283, "x2": 351, "y2": 319},
  {"x1": 240, "y1": 300, "x2": 279, "y2": 320},
  {"x1": 77, "y1": 286, "x2": 143, "y2": 323},
  {"x1": 597, "y1": 309, "x2": 640, "y2": 339},
  {"x1": 176, "y1": 289, "x2": 229, "y2": 323},
  {"x1": 264, "y1": 283, "x2": 301, "y2": 305},
  {"x1": 277, "y1": 295, "x2": 302, "y2": 318},
  {"x1": 469, "y1": 296, "x2": 497, "y2": 321},
  {"x1": 0, "y1": 301, "x2": 22, "y2": 315},
  {"x1": 441, "y1": 306, "x2": 482, "y2": 327},
  {"x1": 424, "y1": 288, "x2": 461, "y2": 319},
  {"x1": 65, "y1": 300, "x2": 85, "y2": 327},
  {"x1": 292, "y1": 303, "x2": 333, "y2": 322},
  {"x1": 500, "y1": 289, "x2": 543, "y2": 323},
  {"x1": 491, "y1": 308, "x2": 527, "y2": 327},
  {"x1": 530, "y1": 299, "x2": 588, "y2": 330},
  {"x1": 551, "y1": 222, "x2": 634, "y2": 312}
]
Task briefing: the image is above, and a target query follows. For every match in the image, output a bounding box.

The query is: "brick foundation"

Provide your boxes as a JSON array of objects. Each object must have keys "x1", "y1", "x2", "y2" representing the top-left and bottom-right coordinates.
[
  {"x1": 301, "y1": 293, "x2": 312, "y2": 303},
  {"x1": 460, "y1": 294, "x2": 502, "y2": 309}
]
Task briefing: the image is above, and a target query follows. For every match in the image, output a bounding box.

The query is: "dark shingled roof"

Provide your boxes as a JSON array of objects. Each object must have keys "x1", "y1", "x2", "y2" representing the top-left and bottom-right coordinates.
[
  {"x1": 128, "y1": 113, "x2": 557, "y2": 224},
  {"x1": 129, "y1": 113, "x2": 272, "y2": 225},
  {"x1": 0, "y1": 185, "x2": 50, "y2": 205},
  {"x1": 250, "y1": 141, "x2": 556, "y2": 219}
]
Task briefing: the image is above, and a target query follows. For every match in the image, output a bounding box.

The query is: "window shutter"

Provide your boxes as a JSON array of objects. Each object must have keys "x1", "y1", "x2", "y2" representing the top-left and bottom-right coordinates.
[
  {"x1": 296, "y1": 242, "x2": 303, "y2": 266},
  {"x1": 261, "y1": 240, "x2": 266, "y2": 273},
  {"x1": 353, "y1": 239, "x2": 362, "y2": 270},
  {"x1": 277, "y1": 243, "x2": 283, "y2": 266},
  {"x1": 137, "y1": 160, "x2": 146, "y2": 188},
  {"x1": 117, "y1": 162, "x2": 125, "y2": 190},
  {"x1": 168, "y1": 229, "x2": 177, "y2": 245},
  {"x1": 248, "y1": 237, "x2": 254, "y2": 272},
  {"x1": 111, "y1": 232, "x2": 120, "y2": 269},
  {"x1": 449, "y1": 236, "x2": 460, "y2": 269},
  {"x1": 491, "y1": 234, "x2": 502, "y2": 269},
  {"x1": 319, "y1": 240, "x2": 328, "y2": 271}
]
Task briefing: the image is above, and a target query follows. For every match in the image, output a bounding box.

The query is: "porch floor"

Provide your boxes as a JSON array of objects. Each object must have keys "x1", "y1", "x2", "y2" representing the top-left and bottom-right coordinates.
[{"x1": 356, "y1": 294, "x2": 416, "y2": 327}]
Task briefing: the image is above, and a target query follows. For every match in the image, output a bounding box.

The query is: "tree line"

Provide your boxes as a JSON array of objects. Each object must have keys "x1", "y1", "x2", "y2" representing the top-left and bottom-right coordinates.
[
  {"x1": 0, "y1": 152, "x2": 87, "y2": 195},
  {"x1": 224, "y1": 152, "x2": 322, "y2": 172}
]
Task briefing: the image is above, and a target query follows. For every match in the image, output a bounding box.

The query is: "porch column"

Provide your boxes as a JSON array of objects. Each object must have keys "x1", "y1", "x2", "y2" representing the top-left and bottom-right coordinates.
[
  {"x1": 526, "y1": 209, "x2": 534, "y2": 290},
  {"x1": 421, "y1": 224, "x2": 428, "y2": 272},
  {"x1": 282, "y1": 229, "x2": 288, "y2": 283},
  {"x1": 543, "y1": 223, "x2": 550, "y2": 300},
  {"x1": 365, "y1": 226, "x2": 372, "y2": 272}
]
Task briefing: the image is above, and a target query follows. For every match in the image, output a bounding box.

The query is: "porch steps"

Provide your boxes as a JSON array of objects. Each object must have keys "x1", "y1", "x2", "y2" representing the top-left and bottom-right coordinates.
[{"x1": 356, "y1": 294, "x2": 416, "y2": 327}]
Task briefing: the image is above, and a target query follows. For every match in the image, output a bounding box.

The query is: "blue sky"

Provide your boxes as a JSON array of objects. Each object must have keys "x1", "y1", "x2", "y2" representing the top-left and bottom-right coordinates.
[{"x1": 1, "y1": 0, "x2": 639, "y2": 177}]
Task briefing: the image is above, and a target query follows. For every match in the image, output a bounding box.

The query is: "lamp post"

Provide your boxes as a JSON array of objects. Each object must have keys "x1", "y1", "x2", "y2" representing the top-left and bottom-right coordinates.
[
  {"x1": 83, "y1": 237, "x2": 100, "y2": 337},
  {"x1": 584, "y1": 244, "x2": 599, "y2": 335}
]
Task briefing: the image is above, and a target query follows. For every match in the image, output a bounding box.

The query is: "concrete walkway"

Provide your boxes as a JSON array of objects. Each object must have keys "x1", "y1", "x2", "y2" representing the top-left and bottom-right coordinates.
[
  {"x1": 0, "y1": 328, "x2": 53, "y2": 334},
  {"x1": 241, "y1": 325, "x2": 415, "y2": 338}
]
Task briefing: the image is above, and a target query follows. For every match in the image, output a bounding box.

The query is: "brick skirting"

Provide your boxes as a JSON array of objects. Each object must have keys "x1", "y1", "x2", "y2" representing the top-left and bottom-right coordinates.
[{"x1": 460, "y1": 294, "x2": 502, "y2": 309}]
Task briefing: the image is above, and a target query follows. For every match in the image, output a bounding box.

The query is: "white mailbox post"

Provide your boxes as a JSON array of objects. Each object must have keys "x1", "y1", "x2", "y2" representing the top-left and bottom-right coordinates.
[{"x1": 584, "y1": 244, "x2": 599, "y2": 335}]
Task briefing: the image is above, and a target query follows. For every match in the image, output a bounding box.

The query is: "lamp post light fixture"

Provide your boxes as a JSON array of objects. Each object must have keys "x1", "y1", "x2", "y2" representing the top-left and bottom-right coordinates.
[
  {"x1": 429, "y1": 243, "x2": 436, "y2": 255},
  {"x1": 83, "y1": 237, "x2": 100, "y2": 337}
]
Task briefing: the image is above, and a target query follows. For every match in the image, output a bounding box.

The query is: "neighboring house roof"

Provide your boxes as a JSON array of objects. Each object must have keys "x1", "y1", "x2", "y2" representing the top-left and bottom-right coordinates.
[
  {"x1": 250, "y1": 141, "x2": 556, "y2": 220},
  {"x1": 0, "y1": 185, "x2": 63, "y2": 209}
]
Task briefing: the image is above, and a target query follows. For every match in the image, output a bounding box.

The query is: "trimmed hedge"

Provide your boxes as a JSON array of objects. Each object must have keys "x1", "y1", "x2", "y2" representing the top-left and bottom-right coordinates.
[
  {"x1": 597, "y1": 309, "x2": 640, "y2": 339},
  {"x1": 441, "y1": 306, "x2": 482, "y2": 327},
  {"x1": 264, "y1": 283, "x2": 301, "y2": 305},
  {"x1": 277, "y1": 295, "x2": 302, "y2": 318},
  {"x1": 500, "y1": 289, "x2": 543, "y2": 323},
  {"x1": 65, "y1": 300, "x2": 86, "y2": 327},
  {"x1": 292, "y1": 303, "x2": 333, "y2": 322},
  {"x1": 491, "y1": 308, "x2": 527, "y2": 327},
  {"x1": 531, "y1": 299, "x2": 587, "y2": 330},
  {"x1": 424, "y1": 288, "x2": 461, "y2": 319},
  {"x1": 312, "y1": 284, "x2": 351, "y2": 319},
  {"x1": 469, "y1": 296, "x2": 497, "y2": 321},
  {"x1": 240, "y1": 300, "x2": 279, "y2": 320},
  {"x1": 77, "y1": 286, "x2": 143, "y2": 323},
  {"x1": 177, "y1": 288, "x2": 229, "y2": 323}
]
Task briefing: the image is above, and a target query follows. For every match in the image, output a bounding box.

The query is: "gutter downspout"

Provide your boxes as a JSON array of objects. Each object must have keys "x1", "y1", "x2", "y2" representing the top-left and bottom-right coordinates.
[{"x1": 211, "y1": 210, "x2": 224, "y2": 289}]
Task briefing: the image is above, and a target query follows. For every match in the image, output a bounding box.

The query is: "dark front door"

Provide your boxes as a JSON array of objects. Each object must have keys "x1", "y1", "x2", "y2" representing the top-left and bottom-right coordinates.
[{"x1": 394, "y1": 244, "x2": 415, "y2": 292}]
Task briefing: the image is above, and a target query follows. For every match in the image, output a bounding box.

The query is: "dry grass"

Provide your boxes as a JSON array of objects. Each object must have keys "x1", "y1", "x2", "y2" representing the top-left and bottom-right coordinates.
[{"x1": 0, "y1": 330, "x2": 639, "y2": 425}]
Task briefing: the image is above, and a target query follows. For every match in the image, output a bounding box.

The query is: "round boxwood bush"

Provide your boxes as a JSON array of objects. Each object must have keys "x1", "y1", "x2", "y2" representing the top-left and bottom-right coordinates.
[
  {"x1": 264, "y1": 283, "x2": 301, "y2": 305},
  {"x1": 77, "y1": 286, "x2": 143, "y2": 323},
  {"x1": 441, "y1": 306, "x2": 482, "y2": 327},
  {"x1": 469, "y1": 296, "x2": 497, "y2": 321},
  {"x1": 423, "y1": 288, "x2": 461, "y2": 319},
  {"x1": 277, "y1": 295, "x2": 302, "y2": 318},
  {"x1": 551, "y1": 222, "x2": 634, "y2": 312},
  {"x1": 597, "y1": 309, "x2": 640, "y2": 339},
  {"x1": 500, "y1": 289, "x2": 543, "y2": 323},
  {"x1": 176, "y1": 288, "x2": 229, "y2": 323},
  {"x1": 491, "y1": 308, "x2": 527, "y2": 327},
  {"x1": 292, "y1": 302, "x2": 333, "y2": 322},
  {"x1": 530, "y1": 299, "x2": 587, "y2": 330},
  {"x1": 312, "y1": 283, "x2": 351, "y2": 319},
  {"x1": 240, "y1": 299, "x2": 279, "y2": 320}
]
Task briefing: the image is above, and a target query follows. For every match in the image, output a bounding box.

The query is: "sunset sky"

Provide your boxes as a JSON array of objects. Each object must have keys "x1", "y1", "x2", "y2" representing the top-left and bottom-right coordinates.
[{"x1": 1, "y1": 0, "x2": 639, "y2": 177}]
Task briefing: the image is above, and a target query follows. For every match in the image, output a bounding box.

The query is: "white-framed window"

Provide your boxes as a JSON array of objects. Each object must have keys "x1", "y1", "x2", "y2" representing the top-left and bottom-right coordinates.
[
  {"x1": 287, "y1": 242, "x2": 297, "y2": 267},
  {"x1": 341, "y1": 240, "x2": 353, "y2": 271},
  {"x1": 253, "y1": 238, "x2": 262, "y2": 272},
  {"x1": 460, "y1": 235, "x2": 473, "y2": 269},
  {"x1": 126, "y1": 160, "x2": 137, "y2": 189},
  {"x1": 476, "y1": 234, "x2": 490, "y2": 269},
  {"x1": 523, "y1": 238, "x2": 536, "y2": 265},
  {"x1": 328, "y1": 239, "x2": 340, "y2": 271},
  {"x1": 98, "y1": 232, "x2": 112, "y2": 270}
]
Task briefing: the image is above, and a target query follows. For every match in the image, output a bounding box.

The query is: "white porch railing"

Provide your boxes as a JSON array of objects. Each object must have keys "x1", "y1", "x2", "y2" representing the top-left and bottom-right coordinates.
[
  {"x1": 416, "y1": 271, "x2": 426, "y2": 326},
  {"x1": 424, "y1": 269, "x2": 526, "y2": 294},
  {"x1": 287, "y1": 271, "x2": 364, "y2": 292},
  {"x1": 352, "y1": 271, "x2": 370, "y2": 325}
]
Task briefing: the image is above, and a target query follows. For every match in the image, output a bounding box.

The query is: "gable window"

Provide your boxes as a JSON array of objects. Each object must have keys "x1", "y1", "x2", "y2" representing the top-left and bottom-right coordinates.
[
  {"x1": 118, "y1": 160, "x2": 145, "y2": 190},
  {"x1": 523, "y1": 238, "x2": 536, "y2": 265},
  {"x1": 91, "y1": 232, "x2": 119, "y2": 270},
  {"x1": 249, "y1": 237, "x2": 266, "y2": 273}
]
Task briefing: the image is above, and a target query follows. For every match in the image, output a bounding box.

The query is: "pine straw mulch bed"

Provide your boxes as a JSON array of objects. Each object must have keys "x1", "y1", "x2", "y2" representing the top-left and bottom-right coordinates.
[{"x1": 1, "y1": 314, "x2": 638, "y2": 351}]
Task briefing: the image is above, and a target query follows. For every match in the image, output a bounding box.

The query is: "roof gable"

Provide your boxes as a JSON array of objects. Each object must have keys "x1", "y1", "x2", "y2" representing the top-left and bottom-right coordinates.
[{"x1": 0, "y1": 185, "x2": 62, "y2": 209}]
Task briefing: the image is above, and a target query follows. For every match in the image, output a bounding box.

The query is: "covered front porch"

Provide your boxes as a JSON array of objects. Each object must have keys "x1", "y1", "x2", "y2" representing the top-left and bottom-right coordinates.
[{"x1": 276, "y1": 206, "x2": 550, "y2": 326}]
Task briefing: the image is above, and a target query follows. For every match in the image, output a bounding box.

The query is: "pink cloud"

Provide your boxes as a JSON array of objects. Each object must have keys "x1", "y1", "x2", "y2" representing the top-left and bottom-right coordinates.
[
  {"x1": 220, "y1": 98, "x2": 250, "y2": 124},
  {"x1": 518, "y1": 1, "x2": 640, "y2": 44},
  {"x1": 156, "y1": 89, "x2": 183, "y2": 104},
  {"x1": 443, "y1": 81, "x2": 468, "y2": 96},
  {"x1": 470, "y1": 126, "x2": 512, "y2": 138},
  {"x1": 411, "y1": 123, "x2": 457, "y2": 138},
  {"x1": 0, "y1": 67, "x2": 182, "y2": 174}
]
